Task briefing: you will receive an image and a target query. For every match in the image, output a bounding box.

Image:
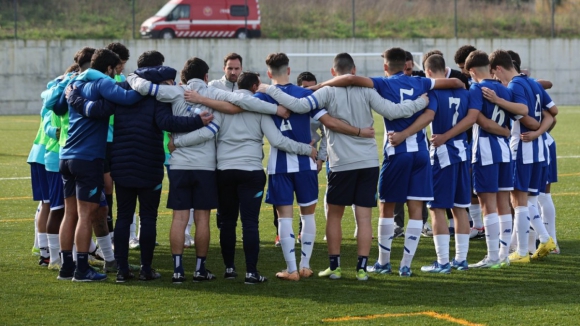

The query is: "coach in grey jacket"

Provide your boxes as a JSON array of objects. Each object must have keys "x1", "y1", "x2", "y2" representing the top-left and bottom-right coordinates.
[{"x1": 259, "y1": 53, "x2": 428, "y2": 279}]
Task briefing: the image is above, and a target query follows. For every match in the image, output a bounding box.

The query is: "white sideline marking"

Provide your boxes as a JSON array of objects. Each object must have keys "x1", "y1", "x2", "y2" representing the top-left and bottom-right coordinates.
[
  {"x1": 557, "y1": 155, "x2": 580, "y2": 159},
  {"x1": 0, "y1": 177, "x2": 31, "y2": 180}
]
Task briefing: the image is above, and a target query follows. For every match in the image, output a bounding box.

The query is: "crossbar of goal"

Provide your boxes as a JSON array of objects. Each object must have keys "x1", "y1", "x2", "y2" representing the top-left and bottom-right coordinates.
[{"x1": 287, "y1": 52, "x2": 424, "y2": 70}]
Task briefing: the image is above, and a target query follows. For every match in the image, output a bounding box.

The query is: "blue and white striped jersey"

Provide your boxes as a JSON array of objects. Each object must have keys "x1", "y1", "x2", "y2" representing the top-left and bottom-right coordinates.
[
  {"x1": 428, "y1": 88, "x2": 470, "y2": 168},
  {"x1": 371, "y1": 73, "x2": 435, "y2": 157},
  {"x1": 469, "y1": 80, "x2": 513, "y2": 166},
  {"x1": 255, "y1": 84, "x2": 325, "y2": 174},
  {"x1": 508, "y1": 75, "x2": 550, "y2": 164}
]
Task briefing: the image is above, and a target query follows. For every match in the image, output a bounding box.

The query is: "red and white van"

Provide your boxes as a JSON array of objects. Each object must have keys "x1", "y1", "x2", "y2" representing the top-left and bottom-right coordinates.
[{"x1": 140, "y1": 0, "x2": 261, "y2": 39}]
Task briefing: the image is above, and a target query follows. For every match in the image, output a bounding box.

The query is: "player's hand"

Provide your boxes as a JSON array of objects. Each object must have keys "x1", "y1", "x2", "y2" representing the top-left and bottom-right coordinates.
[
  {"x1": 257, "y1": 83, "x2": 269, "y2": 94},
  {"x1": 55, "y1": 128, "x2": 60, "y2": 139},
  {"x1": 520, "y1": 131, "x2": 540, "y2": 142},
  {"x1": 419, "y1": 93, "x2": 429, "y2": 107},
  {"x1": 388, "y1": 131, "x2": 406, "y2": 146},
  {"x1": 65, "y1": 85, "x2": 76, "y2": 99},
  {"x1": 359, "y1": 127, "x2": 375, "y2": 138},
  {"x1": 276, "y1": 105, "x2": 291, "y2": 119},
  {"x1": 168, "y1": 134, "x2": 176, "y2": 153},
  {"x1": 310, "y1": 146, "x2": 318, "y2": 163},
  {"x1": 184, "y1": 90, "x2": 203, "y2": 104},
  {"x1": 481, "y1": 87, "x2": 499, "y2": 104},
  {"x1": 430, "y1": 134, "x2": 447, "y2": 147},
  {"x1": 316, "y1": 160, "x2": 323, "y2": 173},
  {"x1": 501, "y1": 125, "x2": 511, "y2": 138},
  {"x1": 199, "y1": 111, "x2": 213, "y2": 125}
]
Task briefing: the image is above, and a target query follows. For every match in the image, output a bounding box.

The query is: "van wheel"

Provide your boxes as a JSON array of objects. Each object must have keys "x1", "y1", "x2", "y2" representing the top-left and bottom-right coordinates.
[
  {"x1": 235, "y1": 29, "x2": 248, "y2": 39},
  {"x1": 161, "y1": 29, "x2": 174, "y2": 39}
]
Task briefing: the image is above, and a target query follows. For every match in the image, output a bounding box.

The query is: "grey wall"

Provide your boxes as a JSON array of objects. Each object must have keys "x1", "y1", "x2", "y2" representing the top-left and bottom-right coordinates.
[{"x1": 1, "y1": 38, "x2": 577, "y2": 115}]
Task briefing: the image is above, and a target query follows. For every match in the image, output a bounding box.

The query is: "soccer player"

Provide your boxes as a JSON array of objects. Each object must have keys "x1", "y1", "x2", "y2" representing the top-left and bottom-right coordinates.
[
  {"x1": 454, "y1": 45, "x2": 477, "y2": 80},
  {"x1": 486, "y1": 50, "x2": 556, "y2": 263},
  {"x1": 68, "y1": 50, "x2": 211, "y2": 282},
  {"x1": 418, "y1": 54, "x2": 474, "y2": 274},
  {"x1": 208, "y1": 53, "x2": 242, "y2": 92},
  {"x1": 126, "y1": 56, "x2": 287, "y2": 284},
  {"x1": 463, "y1": 50, "x2": 528, "y2": 268},
  {"x1": 58, "y1": 49, "x2": 143, "y2": 282},
  {"x1": 259, "y1": 52, "x2": 428, "y2": 280},
  {"x1": 316, "y1": 47, "x2": 464, "y2": 276}
]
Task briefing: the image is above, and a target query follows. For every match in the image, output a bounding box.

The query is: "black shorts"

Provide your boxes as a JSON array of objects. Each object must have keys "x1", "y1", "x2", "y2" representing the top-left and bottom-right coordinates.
[
  {"x1": 103, "y1": 142, "x2": 113, "y2": 174},
  {"x1": 167, "y1": 169, "x2": 218, "y2": 210},
  {"x1": 326, "y1": 167, "x2": 379, "y2": 207},
  {"x1": 59, "y1": 158, "x2": 105, "y2": 204}
]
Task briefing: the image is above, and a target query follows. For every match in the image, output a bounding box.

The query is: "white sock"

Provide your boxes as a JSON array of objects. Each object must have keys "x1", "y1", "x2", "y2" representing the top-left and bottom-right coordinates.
[
  {"x1": 96, "y1": 236, "x2": 115, "y2": 262},
  {"x1": 528, "y1": 228, "x2": 537, "y2": 254},
  {"x1": 498, "y1": 214, "x2": 513, "y2": 260},
  {"x1": 72, "y1": 245, "x2": 77, "y2": 262},
  {"x1": 278, "y1": 217, "x2": 297, "y2": 273},
  {"x1": 510, "y1": 223, "x2": 518, "y2": 252},
  {"x1": 378, "y1": 217, "x2": 394, "y2": 265},
  {"x1": 351, "y1": 205, "x2": 358, "y2": 237},
  {"x1": 483, "y1": 213, "x2": 500, "y2": 261},
  {"x1": 470, "y1": 204, "x2": 483, "y2": 229},
  {"x1": 47, "y1": 234, "x2": 60, "y2": 263},
  {"x1": 89, "y1": 239, "x2": 97, "y2": 253},
  {"x1": 33, "y1": 202, "x2": 41, "y2": 249},
  {"x1": 400, "y1": 219, "x2": 423, "y2": 268},
  {"x1": 515, "y1": 206, "x2": 530, "y2": 256},
  {"x1": 38, "y1": 232, "x2": 49, "y2": 257},
  {"x1": 185, "y1": 209, "x2": 194, "y2": 236},
  {"x1": 299, "y1": 214, "x2": 316, "y2": 269},
  {"x1": 538, "y1": 193, "x2": 557, "y2": 244},
  {"x1": 454, "y1": 234, "x2": 470, "y2": 262},
  {"x1": 130, "y1": 213, "x2": 137, "y2": 239},
  {"x1": 433, "y1": 234, "x2": 450, "y2": 265},
  {"x1": 528, "y1": 196, "x2": 550, "y2": 243},
  {"x1": 449, "y1": 219, "x2": 455, "y2": 229}
]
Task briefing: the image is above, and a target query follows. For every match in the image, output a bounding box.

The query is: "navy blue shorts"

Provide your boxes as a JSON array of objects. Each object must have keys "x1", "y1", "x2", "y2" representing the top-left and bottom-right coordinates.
[
  {"x1": 379, "y1": 151, "x2": 433, "y2": 203},
  {"x1": 428, "y1": 160, "x2": 471, "y2": 209},
  {"x1": 266, "y1": 170, "x2": 318, "y2": 206},
  {"x1": 30, "y1": 163, "x2": 50, "y2": 202},
  {"x1": 59, "y1": 159, "x2": 104, "y2": 204},
  {"x1": 473, "y1": 161, "x2": 514, "y2": 193},
  {"x1": 546, "y1": 140, "x2": 558, "y2": 184},
  {"x1": 46, "y1": 171, "x2": 64, "y2": 210},
  {"x1": 167, "y1": 169, "x2": 218, "y2": 210},
  {"x1": 326, "y1": 167, "x2": 378, "y2": 207},
  {"x1": 513, "y1": 160, "x2": 544, "y2": 193}
]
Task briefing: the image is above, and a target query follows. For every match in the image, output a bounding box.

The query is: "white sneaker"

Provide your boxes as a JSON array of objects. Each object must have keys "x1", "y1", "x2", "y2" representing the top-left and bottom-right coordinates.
[
  {"x1": 184, "y1": 234, "x2": 195, "y2": 248},
  {"x1": 48, "y1": 259, "x2": 62, "y2": 270},
  {"x1": 468, "y1": 256, "x2": 501, "y2": 269},
  {"x1": 129, "y1": 237, "x2": 140, "y2": 250}
]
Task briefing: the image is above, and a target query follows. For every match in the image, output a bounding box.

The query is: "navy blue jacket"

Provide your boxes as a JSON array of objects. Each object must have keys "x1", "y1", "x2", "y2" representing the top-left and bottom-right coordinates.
[{"x1": 68, "y1": 66, "x2": 205, "y2": 188}]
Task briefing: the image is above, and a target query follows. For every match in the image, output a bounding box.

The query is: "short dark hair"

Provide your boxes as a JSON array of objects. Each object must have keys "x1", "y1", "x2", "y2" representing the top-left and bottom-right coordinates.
[
  {"x1": 237, "y1": 71, "x2": 260, "y2": 91},
  {"x1": 265, "y1": 53, "x2": 289, "y2": 76},
  {"x1": 405, "y1": 51, "x2": 413, "y2": 62},
  {"x1": 180, "y1": 57, "x2": 209, "y2": 84},
  {"x1": 137, "y1": 50, "x2": 165, "y2": 68},
  {"x1": 424, "y1": 54, "x2": 446, "y2": 74},
  {"x1": 224, "y1": 53, "x2": 243, "y2": 66},
  {"x1": 106, "y1": 42, "x2": 130, "y2": 61},
  {"x1": 90, "y1": 49, "x2": 120, "y2": 74},
  {"x1": 454, "y1": 45, "x2": 477, "y2": 65},
  {"x1": 73, "y1": 47, "x2": 96, "y2": 68},
  {"x1": 333, "y1": 53, "x2": 356, "y2": 75},
  {"x1": 297, "y1": 71, "x2": 317, "y2": 86},
  {"x1": 64, "y1": 63, "x2": 80, "y2": 74},
  {"x1": 507, "y1": 50, "x2": 522, "y2": 73},
  {"x1": 381, "y1": 47, "x2": 406, "y2": 72},
  {"x1": 489, "y1": 50, "x2": 514, "y2": 71},
  {"x1": 422, "y1": 49, "x2": 444, "y2": 68},
  {"x1": 464, "y1": 50, "x2": 490, "y2": 71}
]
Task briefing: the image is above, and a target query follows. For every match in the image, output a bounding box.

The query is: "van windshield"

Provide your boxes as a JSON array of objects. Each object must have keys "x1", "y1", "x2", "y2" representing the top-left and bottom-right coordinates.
[{"x1": 154, "y1": 3, "x2": 176, "y2": 17}]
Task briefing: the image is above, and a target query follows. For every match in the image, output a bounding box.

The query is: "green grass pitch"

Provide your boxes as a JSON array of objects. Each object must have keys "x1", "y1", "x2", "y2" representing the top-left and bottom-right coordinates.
[{"x1": 0, "y1": 108, "x2": 579, "y2": 325}]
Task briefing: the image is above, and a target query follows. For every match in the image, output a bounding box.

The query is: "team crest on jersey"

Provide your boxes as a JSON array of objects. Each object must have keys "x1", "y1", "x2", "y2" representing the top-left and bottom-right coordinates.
[{"x1": 280, "y1": 120, "x2": 293, "y2": 132}]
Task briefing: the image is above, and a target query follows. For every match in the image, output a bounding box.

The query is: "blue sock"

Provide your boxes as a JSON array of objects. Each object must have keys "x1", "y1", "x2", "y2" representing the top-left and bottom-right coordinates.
[
  {"x1": 61, "y1": 250, "x2": 74, "y2": 270},
  {"x1": 196, "y1": 256, "x2": 206, "y2": 273},
  {"x1": 329, "y1": 255, "x2": 340, "y2": 270},
  {"x1": 357, "y1": 256, "x2": 368, "y2": 271},
  {"x1": 173, "y1": 254, "x2": 184, "y2": 275},
  {"x1": 77, "y1": 252, "x2": 89, "y2": 272}
]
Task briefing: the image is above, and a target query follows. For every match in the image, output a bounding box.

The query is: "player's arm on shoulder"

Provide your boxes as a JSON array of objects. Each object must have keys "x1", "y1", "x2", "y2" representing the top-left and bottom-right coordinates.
[
  {"x1": 319, "y1": 75, "x2": 374, "y2": 89},
  {"x1": 368, "y1": 88, "x2": 428, "y2": 120},
  {"x1": 173, "y1": 113, "x2": 221, "y2": 148},
  {"x1": 389, "y1": 109, "x2": 435, "y2": 146},
  {"x1": 433, "y1": 109, "x2": 479, "y2": 147},
  {"x1": 433, "y1": 77, "x2": 464, "y2": 89},
  {"x1": 184, "y1": 89, "x2": 243, "y2": 114},
  {"x1": 261, "y1": 116, "x2": 313, "y2": 156},
  {"x1": 265, "y1": 86, "x2": 319, "y2": 114},
  {"x1": 537, "y1": 79, "x2": 553, "y2": 90},
  {"x1": 481, "y1": 87, "x2": 527, "y2": 116},
  {"x1": 317, "y1": 111, "x2": 374, "y2": 138},
  {"x1": 68, "y1": 86, "x2": 116, "y2": 119},
  {"x1": 154, "y1": 102, "x2": 207, "y2": 133},
  {"x1": 476, "y1": 113, "x2": 510, "y2": 138},
  {"x1": 98, "y1": 78, "x2": 142, "y2": 106}
]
